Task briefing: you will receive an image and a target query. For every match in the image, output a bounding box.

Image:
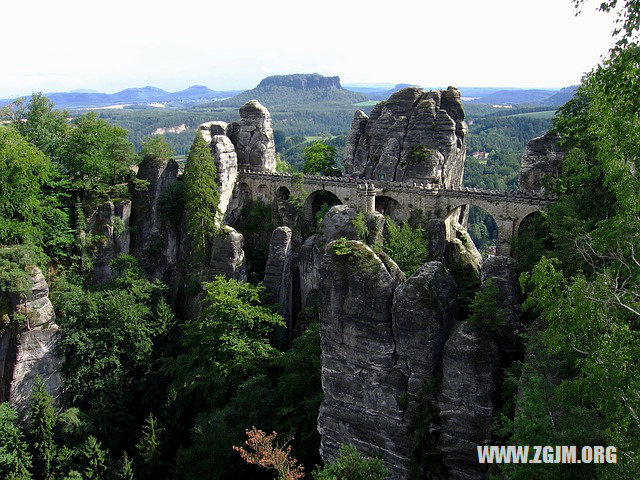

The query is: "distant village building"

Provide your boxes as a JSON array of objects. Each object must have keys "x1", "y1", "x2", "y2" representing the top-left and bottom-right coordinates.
[{"x1": 472, "y1": 151, "x2": 490, "y2": 159}]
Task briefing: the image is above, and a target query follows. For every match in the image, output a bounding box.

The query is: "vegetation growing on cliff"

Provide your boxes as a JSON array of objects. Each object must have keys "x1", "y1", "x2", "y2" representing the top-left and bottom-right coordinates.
[
  {"x1": 497, "y1": 8, "x2": 640, "y2": 477},
  {"x1": 382, "y1": 218, "x2": 428, "y2": 276},
  {"x1": 183, "y1": 130, "x2": 221, "y2": 258}
]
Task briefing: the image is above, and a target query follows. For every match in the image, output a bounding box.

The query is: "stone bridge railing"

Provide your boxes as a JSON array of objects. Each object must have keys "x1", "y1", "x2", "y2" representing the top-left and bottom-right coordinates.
[{"x1": 236, "y1": 169, "x2": 554, "y2": 256}]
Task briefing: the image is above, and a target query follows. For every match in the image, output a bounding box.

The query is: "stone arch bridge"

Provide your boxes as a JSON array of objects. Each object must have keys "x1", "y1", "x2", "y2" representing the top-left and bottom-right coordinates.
[{"x1": 235, "y1": 170, "x2": 553, "y2": 256}]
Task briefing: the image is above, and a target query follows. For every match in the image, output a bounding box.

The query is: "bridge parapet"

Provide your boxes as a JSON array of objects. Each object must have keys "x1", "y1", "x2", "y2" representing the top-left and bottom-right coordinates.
[{"x1": 235, "y1": 170, "x2": 554, "y2": 256}]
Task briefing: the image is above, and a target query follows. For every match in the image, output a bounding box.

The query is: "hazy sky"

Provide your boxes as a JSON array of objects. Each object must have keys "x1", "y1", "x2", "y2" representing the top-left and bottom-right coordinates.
[{"x1": 2, "y1": 0, "x2": 617, "y2": 97}]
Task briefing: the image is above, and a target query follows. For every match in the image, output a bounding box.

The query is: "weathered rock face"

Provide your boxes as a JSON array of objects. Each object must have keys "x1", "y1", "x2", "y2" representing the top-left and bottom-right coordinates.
[
  {"x1": 481, "y1": 255, "x2": 522, "y2": 360},
  {"x1": 208, "y1": 227, "x2": 248, "y2": 282},
  {"x1": 130, "y1": 157, "x2": 180, "y2": 284},
  {"x1": 439, "y1": 321, "x2": 500, "y2": 480},
  {"x1": 88, "y1": 200, "x2": 132, "y2": 285},
  {"x1": 392, "y1": 262, "x2": 458, "y2": 398},
  {"x1": 319, "y1": 246, "x2": 461, "y2": 478},
  {"x1": 197, "y1": 123, "x2": 239, "y2": 219},
  {"x1": 227, "y1": 100, "x2": 277, "y2": 172},
  {"x1": 519, "y1": 132, "x2": 565, "y2": 195},
  {"x1": 298, "y1": 205, "x2": 385, "y2": 310},
  {"x1": 264, "y1": 227, "x2": 293, "y2": 330},
  {"x1": 344, "y1": 87, "x2": 467, "y2": 186},
  {"x1": 446, "y1": 219, "x2": 483, "y2": 274},
  {"x1": 0, "y1": 267, "x2": 64, "y2": 418},
  {"x1": 318, "y1": 240, "x2": 409, "y2": 478}
]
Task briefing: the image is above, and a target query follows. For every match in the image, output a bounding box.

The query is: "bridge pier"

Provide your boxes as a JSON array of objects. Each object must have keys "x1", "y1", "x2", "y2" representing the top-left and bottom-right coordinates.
[
  {"x1": 364, "y1": 184, "x2": 377, "y2": 213},
  {"x1": 496, "y1": 218, "x2": 515, "y2": 256}
]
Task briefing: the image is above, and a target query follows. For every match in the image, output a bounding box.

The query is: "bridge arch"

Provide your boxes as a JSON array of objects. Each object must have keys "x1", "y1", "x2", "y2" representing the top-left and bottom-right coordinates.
[
  {"x1": 257, "y1": 184, "x2": 269, "y2": 202},
  {"x1": 304, "y1": 189, "x2": 343, "y2": 226},
  {"x1": 375, "y1": 195, "x2": 407, "y2": 222}
]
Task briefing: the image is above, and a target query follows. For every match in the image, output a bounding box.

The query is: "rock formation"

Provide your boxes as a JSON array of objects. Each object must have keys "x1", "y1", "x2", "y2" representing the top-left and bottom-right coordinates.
[
  {"x1": 264, "y1": 227, "x2": 293, "y2": 332},
  {"x1": 198, "y1": 122, "x2": 239, "y2": 218},
  {"x1": 392, "y1": 262, "x2": 458, "y2": 398},
  {"x1": 88, "y1": 200, "x2": 131, "y2": 284},
  {"x1": 130, "y1": 156, "x2": 180, "y2": 284},
  {"x1": 298, "y1": 205, "x2": 385, "y2": 310},
  {"x1": 0, "y1": 266, "x2": 64, "y2": 417},
  {"x1": 318, "y1": 239, "x2": 462, "y2": 479},
  {"x1": 439, "y1": 321, "x2": 500, "y2": 480},
  {"x1": 208, "y1": 226, "x2": 248, "y2": 282},
  {"x1": 343, "y1": 87, "x2": 467, "y2": 186},
  {"x1": 318, "y1": 240, "x2": 408, "y2": 478},
  {"x1": 227, "y1": 100, "x2": 277, "y2": 172},
  {"x1": 257, "y1": 73, "x2": 342, "y2": 90},
  {"x1": 519, "y1": 132, "x2": 565, "y2": 195}
]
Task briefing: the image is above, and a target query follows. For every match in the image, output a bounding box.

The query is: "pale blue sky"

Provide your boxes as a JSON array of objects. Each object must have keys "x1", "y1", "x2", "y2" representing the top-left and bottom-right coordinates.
[{"x1": 2, "y1": 0, "x2": 616, "y2": 97}]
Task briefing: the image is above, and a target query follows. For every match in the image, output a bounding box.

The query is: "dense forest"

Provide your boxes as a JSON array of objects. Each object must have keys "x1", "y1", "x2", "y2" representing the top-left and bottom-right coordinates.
[{"x1": 1, "y1": 1, "x2": 639, "y2": 479}]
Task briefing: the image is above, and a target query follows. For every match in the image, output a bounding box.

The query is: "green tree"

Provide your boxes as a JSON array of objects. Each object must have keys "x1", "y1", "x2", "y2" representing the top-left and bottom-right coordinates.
[
  {"x1": 1, "y1": 93, "x2": 69, "y2": 160},
  {"x1": 313, "y1": 445, "x2": 387, "y2": 480},
  {"x1": 114, "y1": 453, "x2": 134, "y2": 480},
  {"x1": 467, "y1": 279, "x2": 506, "y2": 333},
  {"x1": 0, "y1": 403, "x2": 33, "y2": 480},
  {"x1": 78, "y1": 436, "x2": 106, "y2": 479},
  {"x1": 302, "y1": 141, "x2": 337, "y2": 175},
  {"x1": 28, "y1": 378, "x2": 55, "y2": 480},
  {"x1": 0, "y1": 126, "x2": 51, "y2": 249},
  {"x1": 135, "y1": 414, "x2": 163, "y2": 479},
  {"x1": 382, "y1": 218, "x2": 428, "y2": 276},
  {"x1": 140, "y1": 135, "x2": 174, "y2": 162},
  {"x1": 172, "y1": 276, "x2": 284, "y2": 405},
  {"x1": 184, "y1": 130, "x2": 220, "y2": 257},
  {"x1": 60, "y1": 113, "x2": 135, "y2": 187},
  {"x1": 55, "y1": 256, "x2": 172, "y2": 448}
]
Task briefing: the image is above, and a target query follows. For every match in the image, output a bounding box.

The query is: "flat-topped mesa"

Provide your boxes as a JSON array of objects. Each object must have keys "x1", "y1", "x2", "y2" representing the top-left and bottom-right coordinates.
[
  {"x1": 227, "y1": 100, "x2": 277, "y2": 172},
  {"x1": 344, "y1": 86, "x2": 467, "y2": 187},
  {"x1": 257, "y1": 73, "x2": 342, "y2": 90}
]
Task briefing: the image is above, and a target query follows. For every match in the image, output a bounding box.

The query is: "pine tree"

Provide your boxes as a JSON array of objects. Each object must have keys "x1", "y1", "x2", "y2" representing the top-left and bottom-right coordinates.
[
  {"x1": 78, "y1": 436, "x2": 106, "y2": 479},
  {"x1": 184, "y1": 130, "x2": 220, "y2": 259},
  {"x1": 28, "y1": 377, "x2": 55, "y2": 480},
  {"x1": 114, "y1": 452, "x2": 134, "y2": 480},
  {"x1": 0, "y1": 403, "x2": 33, "y2": 479},
  {"x1": 135, "y1": 414, "x2": 163, "y2": 479}
]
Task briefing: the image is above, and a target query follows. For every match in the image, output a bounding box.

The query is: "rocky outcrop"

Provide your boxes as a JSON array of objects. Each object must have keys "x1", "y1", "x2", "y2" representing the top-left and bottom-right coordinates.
[
  {"x1": 257, "y1": 73, "x2": 342, "y2": 90},
  {"x1": 446, "y1": 219, "x2": 483, "y2": 274},
  {"x1": 343, "y1": 110, "x2": 368, "y2": 174},
  {"x1": 319, "y1": 243, "x2": 462, "y2": 478},
  {"x1": 197, "y1": 123, "x2": 239, "y2": 218},
  {"x1": 392, "y1": 262, "x2": 458, "y2": 399},
  {"x1": 208, "y1": 226, "x2": 248, "y2": 282},
  {"x1": 481, "y1": 255, "x2": 522, "y2": 360},
  {"x1": 439, "y1": 321, "x2": 500, "y2": 480},
  {"x1": 299, "y1": 206, "x2": 385, "y2": 310},
  {"x1": 264, "y1": 227, "x2": 293, "y2": 330},
  {"x1": 519, "y1": 132, "x2": 565, "y2": 195},
  {"x1": 88, "y1": 200, "x2": 131, "y2": 285},
  {"x1": 318, "y1": 240, "x2": 408, "y2": 478},
  {"x1": 130, "y1": 156, "x2": 180, "y2": 284},
  {"x1": 227, "y1": 100, "x2": 277, "y2": 172},
  {"x1": 344, "y1": 87, "x2": 467, "y2": 186},
  {"x1": 0, "y1": 267, "x2": 64, "y2": 418}
]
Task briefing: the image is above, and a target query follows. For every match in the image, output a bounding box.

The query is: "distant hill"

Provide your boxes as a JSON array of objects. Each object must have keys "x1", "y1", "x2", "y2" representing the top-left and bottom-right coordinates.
[
  {"x1": 471, "y1": 89, "x2": 559, "y2": 105},
  {"x1": 220, "y1": 73, "x2": 367, "y2": 108},
  {"x1": 540, "y1": 85, "x2": 578, "y2": 106},
  {"x1": 344, "y1": 83, "x2": 419, "y2": 100},
  {"x1": 0, "y1": 85, "x2": 242, "y2": 109}
]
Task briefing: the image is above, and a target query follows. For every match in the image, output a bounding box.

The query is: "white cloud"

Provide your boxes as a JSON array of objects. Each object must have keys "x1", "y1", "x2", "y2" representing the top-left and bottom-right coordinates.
[{"x1": 1, "y1": 0, "x2": 616, "y2": 97}]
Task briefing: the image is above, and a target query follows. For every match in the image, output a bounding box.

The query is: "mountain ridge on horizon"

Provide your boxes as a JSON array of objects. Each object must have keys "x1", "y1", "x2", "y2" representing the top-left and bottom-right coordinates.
[{"x1": 0, "y1": 74, "x2": 578, "y2": 110}]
